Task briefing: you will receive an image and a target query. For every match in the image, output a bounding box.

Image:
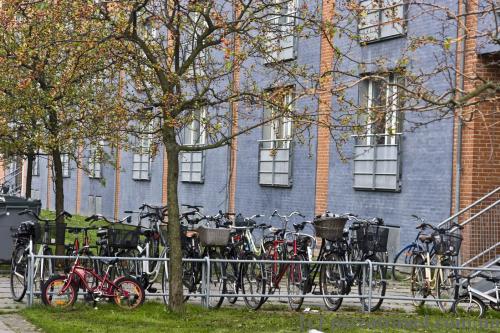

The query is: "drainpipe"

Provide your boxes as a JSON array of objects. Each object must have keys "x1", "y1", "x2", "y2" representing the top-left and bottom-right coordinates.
[{"x1": 454, "y1": 0, "x2": 467, "y2": 214}]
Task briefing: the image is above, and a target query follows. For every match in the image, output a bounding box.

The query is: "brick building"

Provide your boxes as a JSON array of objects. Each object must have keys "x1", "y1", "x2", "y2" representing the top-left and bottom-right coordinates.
[{"x1": 4, "y1": 0, "x2": 498, "y2": 260}]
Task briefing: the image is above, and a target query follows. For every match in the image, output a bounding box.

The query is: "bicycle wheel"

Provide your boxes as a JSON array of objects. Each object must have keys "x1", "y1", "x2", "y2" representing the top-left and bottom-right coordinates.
[
  {"x1": 146, "y1": 236, "x2": 161, "y2": 273},
  {"x1": 410, "y1": 254, "x2": 427, "y2": 307},
  {"x1": 182, "y1": 248, "x2": 201, "y2": 302},
  {"x1": 358, "y1": 254, "x2": 387, "y2": 312},
  {"x1": 452, "y1": 295, "x2": 486, "y2": 318},
  {"x1": 240, "y1": 254, "x2": 266, "y2": 310},
  {"x1": 224, "y1": 260, "x2": 239, "y2": 304},
  {"x1": 41, "y1": 275, "x2": 77, "y2": 308},
  {"x1": 436, "y1": 264, "x2": 459, "y2": 313},
  {"x1": 391, "y1": 244, "x2": 421, "y2": 281},
  {"x1": 287, "y1": 253, "x2": 308, "y2": 311},
  {"x1": 112, "y1": 276, "x2": 145, "y2": 309},
  {"x1": 116, "y1": 249, "x2": 141, "y2": 278},
  {"x1": 320, "y1": 252, "x2": 345, "y2": 311},
  {"x1": 40, "y1": 247, "x2": 54, "y2": 291},
  {"x1": 161, "y1": 259, "x2": 169, "y2": 306},
  {"x1": 207, "y1": 251, "x2": 225, "y2": 309},
  {"x1": 10, "y1": 245, "x2": 27, "y2": 302}
]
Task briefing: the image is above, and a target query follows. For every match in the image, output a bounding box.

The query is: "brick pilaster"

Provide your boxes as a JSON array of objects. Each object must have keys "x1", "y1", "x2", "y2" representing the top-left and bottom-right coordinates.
[{"x1": 314, "y1": 0, "x2": 336, "y2": 216}]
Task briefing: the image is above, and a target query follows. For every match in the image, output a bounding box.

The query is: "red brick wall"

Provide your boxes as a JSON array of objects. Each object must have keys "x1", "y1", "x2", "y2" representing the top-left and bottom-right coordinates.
[
  {"x1": 451, "y1": 0, "x2": 500, "y2": 263},
  {"x1": 314, "y1": 0, "x2": 335, "y2": 216}
]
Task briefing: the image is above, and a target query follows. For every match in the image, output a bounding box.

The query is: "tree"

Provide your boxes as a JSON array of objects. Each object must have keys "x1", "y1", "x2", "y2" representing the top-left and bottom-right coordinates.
[{"x1": 0, "y1": 0, "x2": 124, "y2": 252}]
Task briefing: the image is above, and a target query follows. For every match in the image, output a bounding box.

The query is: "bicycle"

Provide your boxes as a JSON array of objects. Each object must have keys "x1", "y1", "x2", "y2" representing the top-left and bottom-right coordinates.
[
  {"x1": 452, "y1": 272, "x2": 500, "y2": 318},
  {"x1": 41, "y1": 245, "x2": 145, "y2": 309},
  {"x1": 261, "y1": 210, "x2": 314, "y2": 311},
  {"x1": 410, "y1": 222, "x2": 463, "y2": 312},
  {"x1": 314, "y1": 213, "x2": 388, "y2": 312},
  {"x1": 10, "y1": 209, "x2": 71, "y2": 302}
]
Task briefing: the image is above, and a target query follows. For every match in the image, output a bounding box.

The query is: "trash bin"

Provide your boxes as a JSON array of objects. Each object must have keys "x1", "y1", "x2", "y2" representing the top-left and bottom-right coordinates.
[
  {"x1": 0, "y1": 195, "x2": 42, "y2": 263},
  {"x1": 381, "y1": 224, "x2": 400, "y2": 263}
]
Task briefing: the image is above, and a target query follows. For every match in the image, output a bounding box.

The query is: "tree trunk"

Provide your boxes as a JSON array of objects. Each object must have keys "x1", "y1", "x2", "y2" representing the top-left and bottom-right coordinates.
[
  {"x1": 164, "y1": 130, "x2": 184, "y2": 312},
  {"x1": 51, "y1": 149, "x2": 65, "y2": 256},
  {"x1": 25, "y1": 153, "x2": 34, "y2": 199}
]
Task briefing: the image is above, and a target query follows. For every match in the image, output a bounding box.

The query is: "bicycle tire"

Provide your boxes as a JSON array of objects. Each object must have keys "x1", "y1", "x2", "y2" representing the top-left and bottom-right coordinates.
[
  {"x1": 358, "y1": 253, "x2": 387, "y2": 312},
  {"x1": 205, "y1": 250, "x2": 225, "y2": 309},
  {"x1": 40, "y1": 247, "x2": 54, "y2": 291},
  {"x1": 112, "y1": 276, "x2": 145, "y2": 310},
  {"x1": 391, "y1": 243, "x2": 421, "y2": 281},
  {"x1": 452, "y1": 295, "x2": 486, "y2": 318},
  {"x1": 41, "y1": 275, "x2": 78, "y2": 308},
  {"x1": 410, "y1": 254, "x2": 427, "y2": 307},
  {"x1": 224, "y1": 259, "x2": 239, "y2": 305},
  {"x1": 240, "y1": 254, "x2": 266, "y2": 310},
  {"x1": 436, "y1": 263, "x2": 459, "y2": 313},
  {"x1": 287, "y1": 253, "x2": 308, "y2": 311},
  {"x1": 10, "y1": 245, "x2": 27, "y2": 302},
  {"x1": 320, "y1": 252, "x2": 345, "y2": 311},
  {"x1": 161, "y1": 258, "x2": 169, "y2": 306}
]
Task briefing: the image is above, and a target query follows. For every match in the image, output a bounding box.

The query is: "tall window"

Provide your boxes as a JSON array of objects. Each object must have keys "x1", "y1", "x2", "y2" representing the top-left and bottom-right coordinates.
[
  {"x1": 61, "y1": 154, "x2": 70, "y2": 178},
  {"x1": 267, "y1": 0, "x2": 297, "y2": 62},
  {"x1": 180, "y1": 108, "x2": 206, "y2": 183},
  {"x1": 133, "y1": 131, "x2": 152, "y2": 181},
  {"x1": 88, "y1": 142, "x2": 103, "y2": 179},
  {"x1": 365, "y1": 74, "x2": 403, "y2": 144},
  {"x1": 181, "y1": 13, "x2": 208, "y2": 77},
  {"x1": 32, "y1": 155, "x2": 39, "y2": 176},
  {"x1": 88, "y1": 195, "x2": 102, "y2": 215},
  {"x1": 353, "y1": 74, "x2": 403, "y2": 191},
  {"x1": 259, "y1": 89, "x2": 293, "y2": 187},
  {"x1": 358, "y1": 0, "x2": 406, "y2": 42}
]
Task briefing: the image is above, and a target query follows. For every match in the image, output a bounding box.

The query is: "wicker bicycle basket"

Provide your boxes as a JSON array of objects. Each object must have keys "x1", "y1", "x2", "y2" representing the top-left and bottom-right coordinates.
[
  {"x1": 198, "y1": 226, "x2": 231, "y2": 247},
  {"x1": 313, "y1": 217, "x2": 348, "y2": 241},
  {"x1": 433, "y1": 232, "x2": 462, "y2": 256},
  {"x1": 34, "y1": 222, "x2": 67, "y2": 245},
  {"x1": 355, "y1": 224, "x2": 389, "y2": 252},
  {"x1": 108, "y1": 224, "x2": 140, "y2": 249}
]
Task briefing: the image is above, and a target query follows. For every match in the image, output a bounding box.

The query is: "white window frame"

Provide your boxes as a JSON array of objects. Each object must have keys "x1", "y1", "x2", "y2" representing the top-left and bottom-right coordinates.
[
  {"x1": 365, "y1": 74, "x2": 401, "y2": 145},
  {"x1": 132, "y1": 130, "x2": 152, "y2": 181},
  {"x1": 88, "y1": 142, "x2": 104, "y2": 179},
  {"x1": 61, "y1": 154, "x2": 70, "y2": 178},
  {"x1": 358, "y1": 0, "x2": 406, "y2": 42},
  {"x1": 180, "y1": 108, "x2": 207, "y2": 183},
  {"x1": 181, "y1": 13, "x2": 208, "y2": 77},
  {"x1": 266, "y1": 0, "x2": 297, "y2": 63},
  {"x1": 88, "y1": 195, "x2": 102, "y2": 215}
]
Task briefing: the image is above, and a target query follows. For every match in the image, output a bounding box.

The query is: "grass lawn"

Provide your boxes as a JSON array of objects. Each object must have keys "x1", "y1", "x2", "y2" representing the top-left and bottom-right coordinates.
[{"x1": 21, "y1": 302, "x2": 500, "y2": 333}]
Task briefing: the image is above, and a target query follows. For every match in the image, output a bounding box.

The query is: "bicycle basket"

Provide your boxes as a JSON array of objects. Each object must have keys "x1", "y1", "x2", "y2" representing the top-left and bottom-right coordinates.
[
  {"x1": 108, "y1": 224, "x2": 140, "y2": 249},
  {"x1": 355, "y1": 224, "x2": 389, "y2": 252},
  {"x1": 34, "y1": 222, "x2": 66, "y2": 245},
  {"x1": 433, "y1": 232, "x2": 462, "y2": 256},
  {"x1": 313, "y1": 216, "x2": 348, "y2": 241},
  {"x1": 198, "y1": 226, "x2": 231, "y2": 247}
]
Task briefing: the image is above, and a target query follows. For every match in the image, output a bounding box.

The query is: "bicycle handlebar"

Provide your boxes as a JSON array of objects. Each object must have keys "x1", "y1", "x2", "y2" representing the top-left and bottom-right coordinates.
[{"x1": 19, "y1": 209, "x2": 72, "y2": 222}]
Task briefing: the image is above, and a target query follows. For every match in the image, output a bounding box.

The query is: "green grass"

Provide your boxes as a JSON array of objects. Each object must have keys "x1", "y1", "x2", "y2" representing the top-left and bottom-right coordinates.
[{"x1": 21, "y1": 302, "x2": 500, "y2": 333}]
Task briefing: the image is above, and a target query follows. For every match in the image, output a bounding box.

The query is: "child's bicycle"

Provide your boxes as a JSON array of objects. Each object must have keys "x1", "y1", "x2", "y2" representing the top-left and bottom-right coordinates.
[
  {"x1": 452, "y1": 272, "x2": 500, "y2": 318},
  {"x1": 41, "y1": 245, "x2": 145, "y2": 309}
]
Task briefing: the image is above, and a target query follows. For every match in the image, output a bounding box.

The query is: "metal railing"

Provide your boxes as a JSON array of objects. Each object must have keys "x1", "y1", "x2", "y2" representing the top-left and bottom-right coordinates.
[
  {"x1": 0, "y1": 166, "x2": 22, "y2": 196},
  {"x1": 438, "y1": 187, "x2": 500, "y2": 267},
  {"x1": 23, "y1": 251, "x2": 500, "y2": 312}
]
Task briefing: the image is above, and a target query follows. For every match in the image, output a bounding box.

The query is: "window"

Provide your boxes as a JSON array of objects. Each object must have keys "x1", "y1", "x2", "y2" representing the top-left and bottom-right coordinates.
[
  {"x1": 358, "y1": 0, "x2": 406, "y2": 42},
  {"x1": 61, "y1": 154, "x2": 70, "y2": 178},
  {"x1": 259, "y1": 89, "x2": 293, "y2": 186},
  {"x1": 88, "y1": 142, "x2": 103, "y2": 179},
  {"x1": 88, "y1": 195, "x2": 102, "y2": 215},
  {"x1": 181, "y1": 13, "x2": 208, "y2": 77},
  {"x1": 180, "y1": 108, "x2": 206, "y2": 183},
  {"x1": 266, "y1": 0, "x2": 297, "y2": 62},
  {"x1": 31, "y1": 189, "x2": 40, "y2": 200},
  {"x1": 353, "y1": 74, "x2": 403, "y2": 191},
  {"x1": 133, "y1": 131, "x2": 152, "y2": 181},
  {"x1": 32, "y1": 156, "x2": 39, "y2": 176}
]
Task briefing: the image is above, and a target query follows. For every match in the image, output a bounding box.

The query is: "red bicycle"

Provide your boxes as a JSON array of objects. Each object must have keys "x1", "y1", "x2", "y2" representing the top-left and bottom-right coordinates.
[{"x1": 41, "y1": 245, "x2": 145, "y2": 309}]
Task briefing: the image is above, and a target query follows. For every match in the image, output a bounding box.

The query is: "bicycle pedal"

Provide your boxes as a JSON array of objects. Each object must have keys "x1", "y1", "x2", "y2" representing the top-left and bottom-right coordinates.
[{"x1": 147, "y1": 287, "x2": 158, "y2": 293}]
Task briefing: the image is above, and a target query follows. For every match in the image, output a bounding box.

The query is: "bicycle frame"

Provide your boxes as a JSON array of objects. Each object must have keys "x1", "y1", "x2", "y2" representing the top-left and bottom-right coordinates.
[{"x1": 466, "y1": 283, "x2": 500, "y2": 305}]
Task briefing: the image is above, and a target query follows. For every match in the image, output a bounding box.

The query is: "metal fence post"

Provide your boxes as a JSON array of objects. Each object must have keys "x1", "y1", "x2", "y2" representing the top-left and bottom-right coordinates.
[
  {"x1": 366, "y1": 259, "x2": 373, "y2": 314},
  {"x1": 27, "y1": 244, "x2": 35, "y2": 307},
  {"x1": 204, "y1": 256, "x2": 210, "y2": 308}
]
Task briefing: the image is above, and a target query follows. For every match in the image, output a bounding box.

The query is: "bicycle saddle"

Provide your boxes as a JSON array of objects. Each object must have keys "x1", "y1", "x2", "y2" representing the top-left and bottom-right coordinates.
[
  {"x1": 99, "y1": 257, "x2": 120, "y2": 266},
  {"x1": 293, "y1": 221, "x2": 308, "y2": 231},
  {"x1": 141, "y1": 228, "x2": 153, "y2": 237},
  {"x1": 185, "y1": 230, "x2": 198, "y2": 238},
  {"x1": 418, "y1": 234, "x2": 434, "y2": 243}
]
